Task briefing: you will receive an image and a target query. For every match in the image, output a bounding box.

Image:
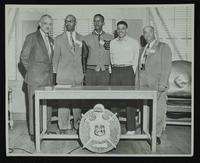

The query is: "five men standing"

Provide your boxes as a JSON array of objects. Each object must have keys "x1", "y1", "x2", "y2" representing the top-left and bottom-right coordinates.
[{"x1": 20, "y1": 14, "x2": 172, "y2": 145}]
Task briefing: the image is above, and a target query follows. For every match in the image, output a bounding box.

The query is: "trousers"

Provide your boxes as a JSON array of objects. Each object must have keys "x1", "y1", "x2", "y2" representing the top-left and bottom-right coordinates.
[
  {"x1": 27, "y1": 84, "x2": 52, "y2": 136},
  {"x1": 110, "y1": 66, "x2": 137, "y2": 131}
]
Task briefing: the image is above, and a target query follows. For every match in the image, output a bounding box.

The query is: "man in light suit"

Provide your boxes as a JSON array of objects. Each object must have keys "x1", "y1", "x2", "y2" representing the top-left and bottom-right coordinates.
[
  {"x1": 136, "y1": 25, "x2": 172, "y2": 145},
  {"x1": 53, "y1": 15, "x2": 88, "y2": 134},
  {"x1": 20, "y1": 15, "x2": 54, "y2": 141}
]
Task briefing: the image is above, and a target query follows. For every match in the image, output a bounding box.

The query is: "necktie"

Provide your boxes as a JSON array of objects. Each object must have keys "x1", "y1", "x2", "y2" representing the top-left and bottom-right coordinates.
[
  {"x1": 144, "y1": 43, "x2": 150, "y2": 61},
  {"x1": 44, "y1": 35, "x2": 51, "y2": 58},
  {"x1": 70, "y1": 32, "x2": 75, "y2": 52},
  {"x1": 98, "y1": 34, "x2": 101, "y2": 47}
]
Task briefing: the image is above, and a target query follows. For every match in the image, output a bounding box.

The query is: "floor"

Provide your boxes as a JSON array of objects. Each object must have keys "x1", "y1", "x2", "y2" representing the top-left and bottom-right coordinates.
[{"x1": 7, "y1": 120, "x2": 192, "y2": 156}]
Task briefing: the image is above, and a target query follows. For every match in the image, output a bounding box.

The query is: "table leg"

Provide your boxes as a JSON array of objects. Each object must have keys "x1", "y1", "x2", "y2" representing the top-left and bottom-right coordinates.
[
  {"x1": 35, "y1": 95, "x2": 40, "y2": 152},
  {"x1": 42, "y1": 100, "x2": 47, "y2": 134},
  {"x1": 151, "y1": 96, "x2": 157, "y2": 152},
  {"x1": 142, "y1": 104, "x2": 149, "y2": 134}
]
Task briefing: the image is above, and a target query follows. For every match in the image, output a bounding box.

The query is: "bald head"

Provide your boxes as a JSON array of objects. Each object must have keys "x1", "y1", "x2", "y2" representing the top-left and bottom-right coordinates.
[
  {"x1": 39, "y1": 14, "x2": 52, "y2": 22},
  {"x1": 143, "y1": 25, "x2": 155, "y2": 43},
  {"x1": 65, "y1": 14, "x2": 77, "y2": 32},
  {"x1": 143, "y1": 25, "x2": 154, "y2": 33},
  {"x1": 39, "y1": 14, "x2": 53, "y2": 34}
]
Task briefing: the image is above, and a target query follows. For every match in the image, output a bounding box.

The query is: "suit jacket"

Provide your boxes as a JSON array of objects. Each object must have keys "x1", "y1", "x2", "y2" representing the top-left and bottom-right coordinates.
[
  {"x1": 20, "y1": 30, "x2": 54, "y2": 87},
  {"x1": 135, "y1": 40, "x2": 172, "y2": 91},
  {"x1": 53, "y1": 32, "x2": 84, "y2": 85}
]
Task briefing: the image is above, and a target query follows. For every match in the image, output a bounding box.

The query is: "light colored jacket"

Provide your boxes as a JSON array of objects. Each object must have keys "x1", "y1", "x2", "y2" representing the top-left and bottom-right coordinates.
[
  {"x1": 53, "y1": 32, "x2": 84, "y2": 85},
  {"x1": 135, "y1": 40, "x2": 172, "y2": 91}
]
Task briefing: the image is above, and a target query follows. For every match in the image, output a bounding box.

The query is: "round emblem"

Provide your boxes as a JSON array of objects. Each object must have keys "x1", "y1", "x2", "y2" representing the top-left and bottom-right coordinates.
[{"x1": 79, "y1": 104, "x2": 121, "y2": 153}]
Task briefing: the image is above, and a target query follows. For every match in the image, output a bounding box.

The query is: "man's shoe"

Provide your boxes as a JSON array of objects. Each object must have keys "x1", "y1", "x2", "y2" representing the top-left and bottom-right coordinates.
[
  {"x1": 127, "y1": 131, "x2": 136, "y2": 135},
  {"x1": 147, "y1": 137, "x2": 161, "y2": 145},
  {"x1": 66, "y1": 123, "x2": 73, "y2": 130},
  {"x1": 74, "y1": 121, "x2": 80, "y2": 130},
  {"x1": 156, "y1": 137, "x2": 161, "y2": 145}
]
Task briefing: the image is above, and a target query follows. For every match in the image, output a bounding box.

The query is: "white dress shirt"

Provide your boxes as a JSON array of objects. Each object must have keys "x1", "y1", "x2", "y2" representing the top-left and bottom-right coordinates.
[
  {"x1": 40, "y1": 29, "x2": 51, "y2": 57},
  {"x1": 66, "y1": 31, "x2": 76, "y2": 47},
  {"x1": 110, "y1": 35, "x2": 140, "y2": 71}
]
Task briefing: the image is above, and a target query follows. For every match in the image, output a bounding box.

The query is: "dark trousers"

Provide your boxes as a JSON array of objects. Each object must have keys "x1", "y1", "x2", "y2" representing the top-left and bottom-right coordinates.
[
  {"x1": 86, "y1": 69, "x2": 110, "y2": 85},
  {"x1": 27, "y1": 84, "x2": 52, "y2": 136},
  {"x1": 84, "y1": 69, "x2": 110, "y2": 110},
  {"x1": 110, "y1": 66, "x2": 137, "y2": 131}
]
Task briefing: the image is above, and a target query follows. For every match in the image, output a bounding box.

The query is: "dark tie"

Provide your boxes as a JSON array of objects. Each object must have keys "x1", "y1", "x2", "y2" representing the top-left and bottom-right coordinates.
[
  {"x1": 98, "y1": 34, "x2": 101, "y2": 47},
  {"x1": 141, "y1": 43, "x2": 150, "y2": 70},
  {"x1": 70, "y1": 32, "x2": 75, "y2": 52}
]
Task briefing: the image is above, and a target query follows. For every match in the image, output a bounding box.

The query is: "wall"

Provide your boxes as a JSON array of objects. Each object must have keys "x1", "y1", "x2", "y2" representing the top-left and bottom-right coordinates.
[
  {"x1": 6, "y1": 5, "x2": 194, "y2": 120},
  {"x1": 6, "y1": 5, "x2": 148, "y2": 119}
]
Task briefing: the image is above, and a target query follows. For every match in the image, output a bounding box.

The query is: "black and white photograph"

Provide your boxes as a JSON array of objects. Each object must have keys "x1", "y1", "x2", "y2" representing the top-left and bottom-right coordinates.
[{"x1": 5, "y1": 4, "x2": 194, "y2": 156}]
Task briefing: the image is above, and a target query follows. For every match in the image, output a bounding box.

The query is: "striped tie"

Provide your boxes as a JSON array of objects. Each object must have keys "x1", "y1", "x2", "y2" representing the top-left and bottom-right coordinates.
[
  {"x1": 44, "y1": 35, "x2": 51, "y2": 58},
  {"x1": 70, "y1": 32, "x2": 75, "y2": 52}
]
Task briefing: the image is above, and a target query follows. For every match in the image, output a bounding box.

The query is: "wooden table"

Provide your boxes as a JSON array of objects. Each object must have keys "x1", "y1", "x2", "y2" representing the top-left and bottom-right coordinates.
[{"x1": 34, "y1": 86, "x2": 157, "y2": 153}]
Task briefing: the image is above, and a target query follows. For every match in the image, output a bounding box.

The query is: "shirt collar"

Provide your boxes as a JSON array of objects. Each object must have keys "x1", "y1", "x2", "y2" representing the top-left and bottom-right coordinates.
[
  {"x1": 92, "y1": 30, "x2": 105, "y2": 36},
  {"x1": 39, "y1": 29, "x2": 48, "y2": 39},
  {"x1": 117, "y1": 35, "x2": 128, "y2": 41},
  {"x1": 148, "y1": 39, "x2": 156, "y2": 49},
  {"x1": 66, "y1": 31, "x2": 76, "y2": 40}
]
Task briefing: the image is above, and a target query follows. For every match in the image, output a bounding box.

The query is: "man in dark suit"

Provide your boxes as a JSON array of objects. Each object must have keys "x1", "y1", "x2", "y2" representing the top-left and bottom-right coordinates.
[
  {"x1": 20, "y1": 14, "x2": 54, "y2": 141},
  {"x1": 136, "y1": 25, "x2": 172, "y2": 145},
  {"x1": 53, "y1": 15, "x2": 88, "y2": 134}
]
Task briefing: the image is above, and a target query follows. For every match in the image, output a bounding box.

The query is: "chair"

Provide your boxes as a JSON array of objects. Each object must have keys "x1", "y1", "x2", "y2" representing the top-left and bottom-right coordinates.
[{"x1": 165, "y1": 60, "x2": 191, "y2": 127}]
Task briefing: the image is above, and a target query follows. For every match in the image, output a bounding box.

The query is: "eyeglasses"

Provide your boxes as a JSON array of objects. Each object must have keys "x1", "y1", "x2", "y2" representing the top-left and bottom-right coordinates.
[{"x1": 65, "y1": 20, "x2": 75, "y2": 24}]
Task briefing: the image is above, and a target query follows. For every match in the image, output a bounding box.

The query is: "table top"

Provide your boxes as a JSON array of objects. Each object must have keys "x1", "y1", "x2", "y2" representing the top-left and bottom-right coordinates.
[
  {"x1": 35, "y1": 86, "x2": 157, "y2": 100},
  {"x1": 36, "y1": 85, "x2": 156, "y2": 92}
]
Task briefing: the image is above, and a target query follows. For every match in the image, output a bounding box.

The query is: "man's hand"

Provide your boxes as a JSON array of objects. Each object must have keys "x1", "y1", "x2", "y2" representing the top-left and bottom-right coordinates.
[{"x1": 158, "y1": 84, "x2": 167, "y2": 92}]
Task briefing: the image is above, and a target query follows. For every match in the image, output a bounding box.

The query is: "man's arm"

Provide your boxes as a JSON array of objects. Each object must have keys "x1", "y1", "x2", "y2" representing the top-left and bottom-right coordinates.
[
  {"x1": 132, "y1": 41, "x2": 140, "y2": 73},
  {"x1": 159, "y1": 43, "x2": 172, "y2": 91},
  {"x1": 135, "y1": 48, "x2": 143, "y2": 89},
  {"x1": 20, "y1": 34, "x2": 33, "y2": 70}
]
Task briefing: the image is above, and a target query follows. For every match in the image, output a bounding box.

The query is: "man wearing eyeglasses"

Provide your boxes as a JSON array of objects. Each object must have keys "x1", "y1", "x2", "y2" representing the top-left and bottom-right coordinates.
[{"x1": 53, "y1": 15, "x2": 88, "y2": 134}]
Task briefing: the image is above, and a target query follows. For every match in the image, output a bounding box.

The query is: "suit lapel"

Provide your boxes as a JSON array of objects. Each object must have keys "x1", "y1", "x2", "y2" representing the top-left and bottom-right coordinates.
[
  {"x1": 36, "y1": 30, "x2": 49, "y2": 58},
  {"x1": 75, "y1": 32, "x2": 81, "y2": 52},
  {"x1": 63, "y1": 32, "x2": 75, "y2": 55},
  {"x1": 147, "y1": 40, "x2": 160, "y2": 58}
]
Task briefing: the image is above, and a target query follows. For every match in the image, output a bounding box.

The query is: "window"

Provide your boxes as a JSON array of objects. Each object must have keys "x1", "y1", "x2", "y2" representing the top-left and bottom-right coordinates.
[{"x1": 149, "y1": 6, "x2": 193, "y2": 61}]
